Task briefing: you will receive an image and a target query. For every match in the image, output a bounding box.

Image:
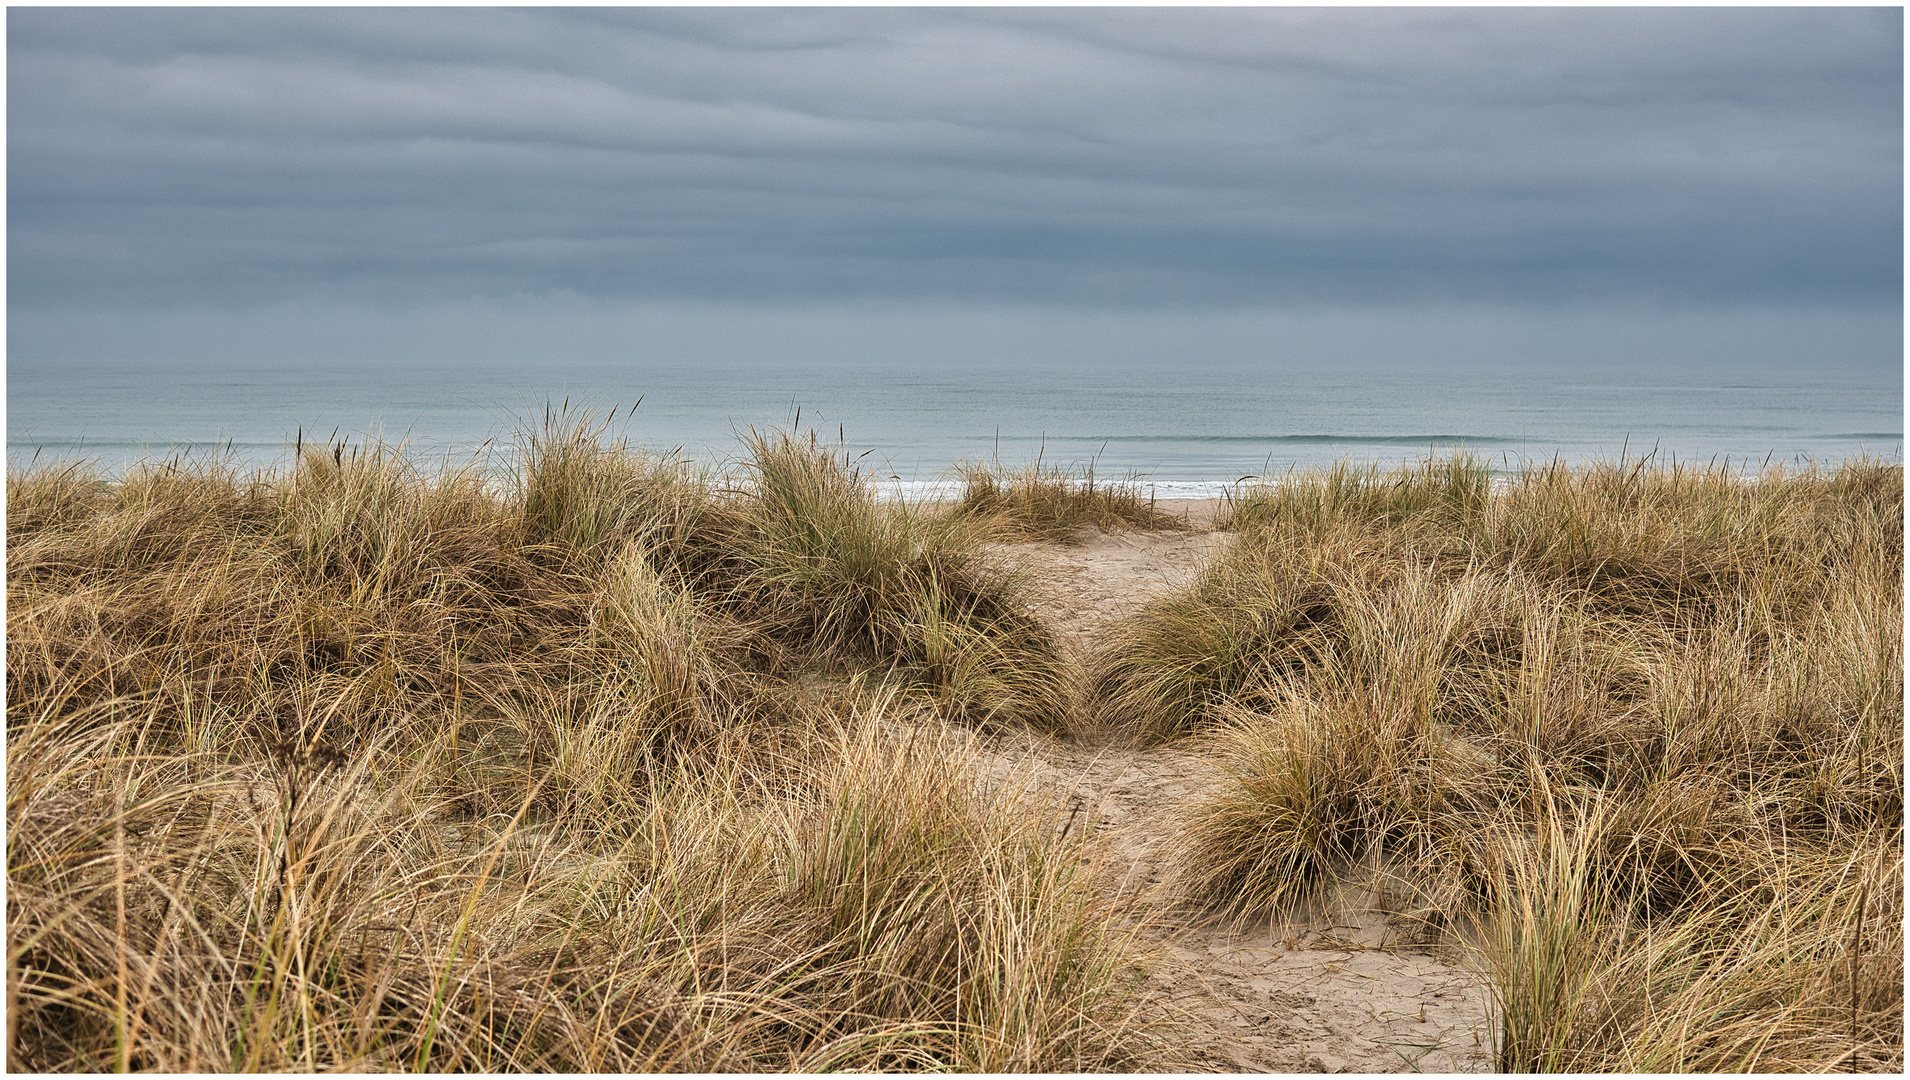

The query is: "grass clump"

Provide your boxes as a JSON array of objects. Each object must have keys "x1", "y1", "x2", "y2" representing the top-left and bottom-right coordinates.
[
  {"x1": 6, "y1": 694, "x2": 1156, "y2": 1071},
  {"x1": 516, "y1": 403, "x2": 734, "y2": 578},
  {"x1": 1224, "y1": 453, "x2": 1494, "y2": 540},
  {"x1": 781, "y1": 711, "x2": 1155, "y2": 1070},
  {"x1": 1474, "y1": 793, "x2": 1902, "y2": 1072},
  {"x1": 1098, "y1": 453, "x2": 1903, "y2": 1072},
  {"x1": 738, "y1": 430, "x2": 1069, "y2": 729},
  {"x1": 5, "y1": 414, "x2": 1150, "y2": 1072},
  {"x1": 950, "y1": 459, "x2": 1185, "y2": 541}
]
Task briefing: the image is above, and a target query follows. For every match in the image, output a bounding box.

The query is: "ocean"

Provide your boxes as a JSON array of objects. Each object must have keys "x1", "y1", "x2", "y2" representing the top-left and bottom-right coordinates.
[{"x1": 7, "y1": 357, "x2": 1901, "y2": 498}]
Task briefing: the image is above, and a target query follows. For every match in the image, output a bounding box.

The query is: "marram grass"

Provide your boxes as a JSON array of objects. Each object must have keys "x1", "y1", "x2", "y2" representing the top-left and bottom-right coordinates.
[
  {"x1": 950, "y1": 458, "x2": 1186, "y2": 541},
  {"x1": 5, "y1": 415, "x2": 1149, "y2": 1072},
  {"x1": 1110, "y1": 454, "x2": 1902, "y2": 1072},
  {"x1": 11, "y1": 428, "x2": 1902, "y2": 1073}
]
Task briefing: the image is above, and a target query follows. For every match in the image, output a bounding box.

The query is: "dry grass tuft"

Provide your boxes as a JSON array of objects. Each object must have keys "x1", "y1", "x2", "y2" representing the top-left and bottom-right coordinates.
[
  {"x1": 14, "y1": 428, "x2": 1899, "y2": 1072},
  {"x1": 735, "y1": 430, "x2": 1071, "y2": 730},
  {"x1": 6, "y1": 415, "x2": 1152, "y2": 1072},
  {"x1": 1099, "y1": 454, "x2": 1903, "y2": 1071},
  {"x1": 950, "y1": 460, "x2": 1185, "y2": 541}
]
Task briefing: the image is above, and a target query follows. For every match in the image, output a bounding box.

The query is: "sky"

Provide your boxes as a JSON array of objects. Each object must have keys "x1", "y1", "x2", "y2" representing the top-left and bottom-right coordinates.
[{"x1": 7, "y1": 5, "x2": 1904, "y2": 374}]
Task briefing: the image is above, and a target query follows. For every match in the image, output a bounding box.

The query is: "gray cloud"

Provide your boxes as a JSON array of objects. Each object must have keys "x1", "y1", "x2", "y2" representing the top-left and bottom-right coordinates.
[
  {"x1": 13, "y1": 297, "x2": 1900, "y2": 380},
  {"x1": 7, "y1": 7, "x2": 1901, "y2": 324}
]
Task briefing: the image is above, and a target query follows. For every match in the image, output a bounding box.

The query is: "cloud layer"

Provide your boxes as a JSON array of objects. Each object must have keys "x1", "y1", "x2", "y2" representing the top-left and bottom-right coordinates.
[
  {"x1": 12, "y1": 7, "x2": 1901, "y2": 310},
  {"x1": 7, "y1": 7, "x2": 1901, "y2": 377}
]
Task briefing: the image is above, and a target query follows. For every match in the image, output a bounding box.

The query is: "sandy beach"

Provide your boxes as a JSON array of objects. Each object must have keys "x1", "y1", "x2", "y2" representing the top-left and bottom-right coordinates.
[{"x1": 1149, "y1": 497, "x2": 1233, "y2": 531}]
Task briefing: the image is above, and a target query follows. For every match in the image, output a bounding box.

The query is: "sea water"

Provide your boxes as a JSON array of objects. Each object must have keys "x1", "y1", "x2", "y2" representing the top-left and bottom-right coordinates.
[{"x1": 7, "y1": 357, "x2": 1901, "y2": 498}]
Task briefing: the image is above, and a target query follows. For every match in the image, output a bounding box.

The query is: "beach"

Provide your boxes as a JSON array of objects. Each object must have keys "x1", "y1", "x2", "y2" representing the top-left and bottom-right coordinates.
[
  {"x1": 10, "y1": 435, "x2": 1899, "y2": 1071},
  {"x1": 10, "y1": 6, "x2": 1901, "y2": 1071},
  {"x1": 7, "y1": 426, "x2": 1902, "y2": 1062}
]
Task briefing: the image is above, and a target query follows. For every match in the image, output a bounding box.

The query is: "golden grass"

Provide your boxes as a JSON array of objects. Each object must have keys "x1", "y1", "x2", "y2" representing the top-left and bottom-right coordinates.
[
  {"x1": 5, "y1": 415, "x2": 1150, "y2": 1071},
  {"x1": 950, "y1": 459, "x2": 1185, "y2": 541},
  {"x1": 1096, "y1": 454, "x2": 1903, "y2": 1071},
  {"x1": 12, "y1": 426, "x2": 1902, "y2": 1072}
]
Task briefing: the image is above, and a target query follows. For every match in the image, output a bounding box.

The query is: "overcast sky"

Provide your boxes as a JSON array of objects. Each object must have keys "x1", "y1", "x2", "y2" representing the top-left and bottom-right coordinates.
[{"x1": 7, "y1": 6, "x2": 1903, "y2": 372}]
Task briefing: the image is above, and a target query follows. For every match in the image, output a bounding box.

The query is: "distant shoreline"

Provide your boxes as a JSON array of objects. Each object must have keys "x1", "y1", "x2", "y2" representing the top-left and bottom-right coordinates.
[{"x1": 11, "y1": 362, "x2": 1901, "y2": 486}]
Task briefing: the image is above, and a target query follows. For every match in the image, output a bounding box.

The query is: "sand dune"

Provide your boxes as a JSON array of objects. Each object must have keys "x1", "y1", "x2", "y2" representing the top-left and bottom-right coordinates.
[{"x1": 979, "y1": 517, "x2": 1494, "y2": 1073}]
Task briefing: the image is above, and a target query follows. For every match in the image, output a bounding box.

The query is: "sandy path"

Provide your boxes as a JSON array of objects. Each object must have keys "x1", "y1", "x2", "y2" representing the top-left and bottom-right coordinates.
[
  {"x1": 980, "y1": 524, "x2": 1495, "y2": 1073},
  {"x1": 1000, "y1": 524, "x2": 1231, "y2": 660}
]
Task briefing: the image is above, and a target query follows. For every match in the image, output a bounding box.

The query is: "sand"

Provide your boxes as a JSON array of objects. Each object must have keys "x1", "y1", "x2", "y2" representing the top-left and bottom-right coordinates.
[{"x1": 975, "y1": 505, "x2": 1495, "y2": 1073}]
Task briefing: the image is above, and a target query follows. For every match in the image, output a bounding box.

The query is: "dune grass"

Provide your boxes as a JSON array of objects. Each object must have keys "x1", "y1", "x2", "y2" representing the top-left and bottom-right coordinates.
[
  {"x1": 5, "y1": 415, "x2": 1150, "y2": 1072},
  {"x1": 949, "y1": 459, "x2": 1185, "y2": 541},
  {"x1": 1094, "y1": 453, "x2": 1903, "y2": 1071},
  {"x1": 13, "y1": 427, "x2": 1901, "y2": 1072}
]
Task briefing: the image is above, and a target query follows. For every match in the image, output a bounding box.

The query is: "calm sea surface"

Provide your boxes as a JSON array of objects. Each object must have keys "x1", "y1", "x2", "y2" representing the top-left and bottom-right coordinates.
[{"x1": 7, "y1": 358, "x2": 1901, "y2": 497}]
